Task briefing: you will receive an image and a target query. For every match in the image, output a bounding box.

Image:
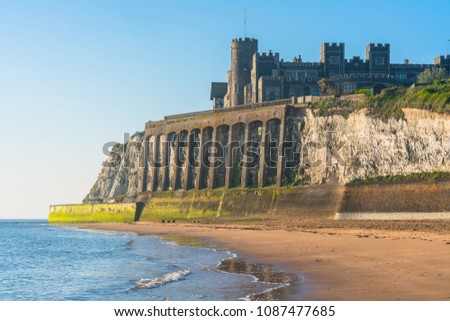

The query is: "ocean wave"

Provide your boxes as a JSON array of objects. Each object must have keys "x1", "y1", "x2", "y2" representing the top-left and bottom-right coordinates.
[
  {"x1": 133, "y1": 269, "x2": 190, "y2": 290},
  {"x1": 240, "y1": 282, "x2": 291, "y2": 301}
]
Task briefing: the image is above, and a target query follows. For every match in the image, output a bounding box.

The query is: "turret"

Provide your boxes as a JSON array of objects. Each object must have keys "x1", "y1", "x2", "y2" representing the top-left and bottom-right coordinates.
[
  {"x1": 321, "y1": 42, "x2": 345, "y2": 76},
  {"x1": 434, "y1": 55, "x2": 450, "y2": 74},
  {"x1": 228, "y1": 38, "x2": 258, "y2": 107},
  {"x1": 366, "y1": 43, "x2": 390, "y2": 74}
]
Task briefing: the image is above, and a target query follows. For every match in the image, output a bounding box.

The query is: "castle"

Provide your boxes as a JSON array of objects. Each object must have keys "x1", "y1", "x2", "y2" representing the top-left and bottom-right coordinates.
[
  {"x1": 50, "y1": 38, "x2": 450, "y2": 223},
  {"x1": 210, "y1": 38, "x2": 450, "y2": 108}
]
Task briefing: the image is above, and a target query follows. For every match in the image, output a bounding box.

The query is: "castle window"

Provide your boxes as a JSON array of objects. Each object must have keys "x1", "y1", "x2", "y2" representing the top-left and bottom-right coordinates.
[
  {"x1": 398, "y1": 73, "x2": 407, "y2": 80},
  {"x1": 342, "y1": 83, "x2": 356, "y2": 93},
  {"x1": 285, "y1": 71, "x2": 295, "y2": 78},
  {"x1": 289, "y1": 86, "x2": 301, "y2": 97},
  {"x1": 330, "y1": 56, "x2": 339, "y2": 64},
  {"x1": 297, "y1": 72, "x2": 306, "y2": 80},
  {"x1": 375, "y1": 57, "x2": 385, "y2": 65},
  {"x1": 306, "y1": 71, "x2": 317, "y2": 79},
  {"x1": 310, "y1": 87, "x2": 321, "y2": 96},
  {"x1": 265, "y1": 87, "x2": 281, "y2": 101}
]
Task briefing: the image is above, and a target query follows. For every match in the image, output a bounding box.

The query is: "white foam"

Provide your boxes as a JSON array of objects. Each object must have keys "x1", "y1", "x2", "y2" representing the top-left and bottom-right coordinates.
[
  {"x1": 239, "y1": 282, "x2": 291, "y2": 301},
  {"x1": 133, "y1": 269, "x2": 190, "y2": 290}
]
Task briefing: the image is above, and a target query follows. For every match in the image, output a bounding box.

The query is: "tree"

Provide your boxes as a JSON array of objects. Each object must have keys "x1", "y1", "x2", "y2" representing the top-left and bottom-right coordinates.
[
  {"x1": 318, "y1": 78, "x2": 335, "y2": 96},
  {"x1": 417, "y1": 67, "x2": 448, "y2": 84}
]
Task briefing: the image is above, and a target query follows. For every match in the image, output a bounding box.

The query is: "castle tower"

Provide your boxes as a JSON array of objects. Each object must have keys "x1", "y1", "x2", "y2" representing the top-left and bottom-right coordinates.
[
  {"x1": 228, "y1": 38, "x2": 258, "y2": 107},
  {"x1": 434, "y1": 55, "x2": 450, "y2": 74},
  {"x1": 321, "y1": 43, "x2": 345, "y2": 76},
  {"x1": 366, "y1": 43, "x2": 390, "y2": 74}
]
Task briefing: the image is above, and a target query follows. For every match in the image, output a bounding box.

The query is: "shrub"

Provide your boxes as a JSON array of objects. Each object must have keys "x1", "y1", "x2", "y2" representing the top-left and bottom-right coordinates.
[
  {"x1": 417, "y1": 67, "x2": 448, "y2": 84},
  {"x1": 352, "y1": 88, "x2": 372, "y2": 97}
]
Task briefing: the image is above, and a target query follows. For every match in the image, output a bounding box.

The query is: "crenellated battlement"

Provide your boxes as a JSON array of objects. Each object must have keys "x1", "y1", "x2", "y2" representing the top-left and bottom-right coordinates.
[
  {"x1": 434, "y1": 55, "x2": 450, "y2": 65},
  {"x1": 347, "y1": 56, "x2": 365, "y2": 63},
  {"x1": 391, "y1": 63, "x2": 434, "y2": 69},
  {"x1": 323, "y1": 42, "x2": 345, "y2": 48},
  {"x1": 232, "y1": 37, "x2": 257, "y2": 43},
  {"x1": 367, "y1": 43, "x2": 390, "y2": 49},
  {"x1": 280, "y1": 61, "x2": 322, "y2": 67},
  {"x1": 329, "y1": 73, "x2": 398, "y2": 81},
  {"x1": 259, "y1": 50, "x2": 279, "y2": 58}
]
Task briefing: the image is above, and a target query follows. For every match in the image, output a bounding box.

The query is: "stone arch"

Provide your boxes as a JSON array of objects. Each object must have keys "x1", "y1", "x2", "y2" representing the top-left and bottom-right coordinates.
[
  {"x1": 213, "y1": 124, "x2": 230, "y2": 188},
  {"x1": 151, "y1": 134, "x2": 163, "y2": 191},
  {"x1": 166, "y1": 132, "x2": 177, "y2": 190},
  {"x1": 264, "y1": 118, "x2": 282, "y2": 186},
  {"x1": 175, "y1": 130, "x2": 189, "y2": 190},
  {"x1": 229, "y1": 122, "x2": 246, "y2": 188},
  {"x1": 199, "y1": 126, "x2": 213, "y2": 189},
  {"x1": 187, "y1": 128, "x2": 201, "y2": 190},
  {"x1": 244, "y1": 120, "x2": 263, "y2": 188}
]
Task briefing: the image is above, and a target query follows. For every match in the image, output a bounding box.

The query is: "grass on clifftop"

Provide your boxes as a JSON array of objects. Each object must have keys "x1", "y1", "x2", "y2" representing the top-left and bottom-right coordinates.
[
  {"x1": 347, "y1": 171, "x2": 450, "y2": 186},
  {"x1": 311, "y1": 79, "x2": 450, "y2": 120}
]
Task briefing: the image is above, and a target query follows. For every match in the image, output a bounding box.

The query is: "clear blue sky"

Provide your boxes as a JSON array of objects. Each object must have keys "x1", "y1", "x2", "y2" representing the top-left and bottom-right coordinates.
[{"x1": 0, "y1": 0, "x2": 449, "y2": 218}]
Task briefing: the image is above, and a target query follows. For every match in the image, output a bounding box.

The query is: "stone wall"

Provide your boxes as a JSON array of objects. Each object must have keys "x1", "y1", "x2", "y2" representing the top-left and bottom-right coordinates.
[
  {"x1": 338, "y1": 181, "x2": 450, "y2": 214},
  {"x1": 49, "y1": 203, "x2": 136, "y2": 223},
  {"x1": 50, "y1": 180, "x2": 450, "y2": 223},
  {"x1": 136, "y1": 184, "x2": 343, "y2": 222}
]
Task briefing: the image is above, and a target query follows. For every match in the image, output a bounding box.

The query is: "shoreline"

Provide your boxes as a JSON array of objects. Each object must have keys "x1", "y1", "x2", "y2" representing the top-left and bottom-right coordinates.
[{"x1": 74, "y1": 221, "x2": 450, "y2": 300}]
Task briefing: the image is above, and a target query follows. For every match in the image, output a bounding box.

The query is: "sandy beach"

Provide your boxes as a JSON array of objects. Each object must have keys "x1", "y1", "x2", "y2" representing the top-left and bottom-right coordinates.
[{"x1": 75, "y1": 221, "x2": 450, "y2": 300}]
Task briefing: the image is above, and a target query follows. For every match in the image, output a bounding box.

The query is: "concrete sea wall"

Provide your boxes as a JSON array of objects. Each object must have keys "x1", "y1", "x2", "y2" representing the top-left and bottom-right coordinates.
[
  {"x1": 336, "y1": 181, "x2": 450, "y2": 220},
  {"x1": 49, "y1": 185, "x2": 343, "y2": 223},
  {"x1": 49, "y1": 181, "x2": 450, "y2": 223},
  {"x1": 137, "y1": 184, "x2": 343, "y2": 222},
  {"x1": 48, "y1": 203, "x2": 136, "y2": 223}
]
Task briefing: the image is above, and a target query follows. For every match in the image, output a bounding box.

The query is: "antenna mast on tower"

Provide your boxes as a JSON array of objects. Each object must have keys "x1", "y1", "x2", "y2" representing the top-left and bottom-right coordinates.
[{"x1": 244, "y1": 8, "x2": 247, "y2": 37}]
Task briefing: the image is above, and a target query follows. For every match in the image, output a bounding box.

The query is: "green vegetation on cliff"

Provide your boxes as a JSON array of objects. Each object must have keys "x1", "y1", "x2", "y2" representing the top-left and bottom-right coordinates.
[
  {"x1": 367, "y1": 80, "x2": 450, "y2": 120},
  {"x1": 417, "y1": 67, "x2": 448, "y2": 84},
  {"x1": 347, "y1": 171, "x2": 450, "y2": 186},
  {"x1": 352, "y1": 88, "x2": 372, "y2": 97},
  {"x1": 311, "y1": 79, "x2": 450, "y2": 120}
]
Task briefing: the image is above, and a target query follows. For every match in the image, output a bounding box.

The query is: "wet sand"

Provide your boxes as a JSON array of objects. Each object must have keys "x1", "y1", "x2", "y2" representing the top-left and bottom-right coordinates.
[{"x1": 75, "y1": 221, "x2": 450, "y2": 300}]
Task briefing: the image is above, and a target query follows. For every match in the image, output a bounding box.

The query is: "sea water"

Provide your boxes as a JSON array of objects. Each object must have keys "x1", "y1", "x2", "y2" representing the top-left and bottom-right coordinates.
[{"x1": 0, "y1": 220, "x2": 298, "y2": 301}]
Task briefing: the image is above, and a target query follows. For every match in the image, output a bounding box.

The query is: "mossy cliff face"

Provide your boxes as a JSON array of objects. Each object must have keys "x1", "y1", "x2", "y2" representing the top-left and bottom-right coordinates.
[
  {"x1": 48, "y1": 203, "x2": 136, "y2": 223},
  {"x1": 299, "y1": 108, "x2": 450, "y2": 184}
]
